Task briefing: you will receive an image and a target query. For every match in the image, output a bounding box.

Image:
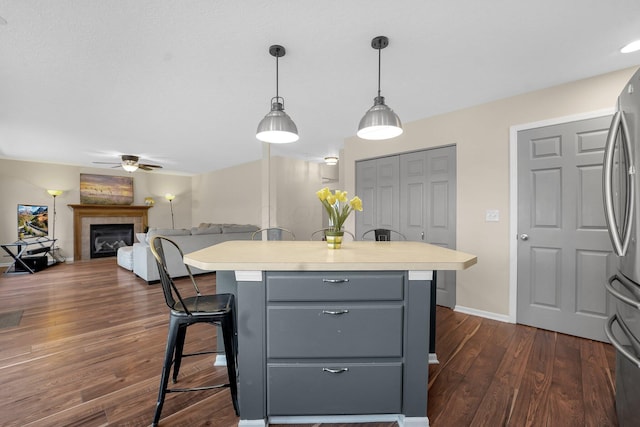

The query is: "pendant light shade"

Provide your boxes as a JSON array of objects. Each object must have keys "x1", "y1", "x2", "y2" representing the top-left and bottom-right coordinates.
[
  {"x1": 357, "y1": 36, "x2": 403, "y2": 140},
  {"x1": 257, "y1": 45, "x2": 299, "y2": 144}
]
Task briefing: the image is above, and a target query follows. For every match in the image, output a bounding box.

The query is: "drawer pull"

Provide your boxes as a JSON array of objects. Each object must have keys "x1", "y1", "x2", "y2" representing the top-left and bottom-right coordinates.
[
  {"x1": 322, "y1": 278, "x2": 350, "y2": 284},
  {"x1": 322, "y1": 309, "x2": 349, "y2": 315},
  {"x1": 322, "y1": 367, "x2": 349, "y2": 374}
]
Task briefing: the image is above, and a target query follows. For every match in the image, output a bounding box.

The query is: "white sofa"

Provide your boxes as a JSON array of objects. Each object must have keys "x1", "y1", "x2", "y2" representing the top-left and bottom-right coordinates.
[{"x1": 131, "y1": 223, "x2": 258, "y2": 283}]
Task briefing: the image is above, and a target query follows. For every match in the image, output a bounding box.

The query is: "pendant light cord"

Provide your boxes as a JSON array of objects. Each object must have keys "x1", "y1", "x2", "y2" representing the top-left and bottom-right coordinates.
[
  {"x1": 275, "y1": 49, "x2": 280, "y2": 100},
  {"x1": 377, "y1": 46, "x2": 381, "y2": 98}
]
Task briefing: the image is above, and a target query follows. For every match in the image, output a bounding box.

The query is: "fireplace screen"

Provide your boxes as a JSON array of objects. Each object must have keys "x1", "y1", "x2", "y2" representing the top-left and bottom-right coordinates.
[{"x1": 90, "y1": 224, "x2": 134, "y2": 258}]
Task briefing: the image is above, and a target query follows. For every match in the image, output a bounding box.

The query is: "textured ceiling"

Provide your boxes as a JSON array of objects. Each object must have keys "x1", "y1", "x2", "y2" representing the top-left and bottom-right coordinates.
[{"x1": 1, "y1": 0, "x2": 639, "y2": 174}]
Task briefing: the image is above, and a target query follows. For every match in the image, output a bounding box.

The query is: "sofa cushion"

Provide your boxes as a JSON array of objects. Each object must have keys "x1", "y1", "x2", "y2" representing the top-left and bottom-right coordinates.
[
  {"x1": 135, "y1": 232, "x2": 147, "y2": 244},
  {"x1": 221, "y1": 224, "x2": 259, "y2": 233},
  {"x1": 147, "y1": 228, "x2": 191, "y2": 244},
  {"x1": 191, "y1": 224, "x2": 223, "y2": 235}
]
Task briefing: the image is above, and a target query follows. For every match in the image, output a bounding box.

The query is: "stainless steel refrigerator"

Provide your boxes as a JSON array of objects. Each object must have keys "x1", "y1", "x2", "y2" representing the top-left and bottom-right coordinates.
[{"x1": 603, "y1": 67, "x2": 640, "y2": 426}]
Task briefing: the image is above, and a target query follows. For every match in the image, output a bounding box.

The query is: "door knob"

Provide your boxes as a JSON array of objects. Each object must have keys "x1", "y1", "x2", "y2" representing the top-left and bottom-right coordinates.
[{"x1": 520, "y1": 234, "x2": 529, "y2": 241}]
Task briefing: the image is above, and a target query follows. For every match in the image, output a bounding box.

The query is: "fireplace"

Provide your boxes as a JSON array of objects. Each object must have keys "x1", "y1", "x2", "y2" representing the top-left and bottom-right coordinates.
[{"x1": 90, "y1": 224, "x2": 134, "y2": 259}]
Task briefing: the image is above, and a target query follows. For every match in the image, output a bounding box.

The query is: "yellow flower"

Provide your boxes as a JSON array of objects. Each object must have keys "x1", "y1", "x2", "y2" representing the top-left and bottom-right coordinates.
[
  {"x1": 316, "y1": 188, "x2": 363, "y2": 232},
  {"x1": 349, "y1": 196, "x2": 363, "y2": 211},
  {"x1": 316, "y1": 187, "x2": 331, "y2": 201}
]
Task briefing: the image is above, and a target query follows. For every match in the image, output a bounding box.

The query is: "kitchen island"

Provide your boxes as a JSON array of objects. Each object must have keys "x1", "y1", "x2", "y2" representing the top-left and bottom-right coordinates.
[{"x1": 184, "y1": 240, "x2": 476, "y2": 427}]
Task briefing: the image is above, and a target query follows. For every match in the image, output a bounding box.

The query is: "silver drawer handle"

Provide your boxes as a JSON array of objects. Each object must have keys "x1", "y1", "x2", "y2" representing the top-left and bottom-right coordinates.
[
  {"x1": 322, "y1": 310, "x2": 349, "y2": 315},
  {"x1": 322, "y1": 368, "x2": 349, "y2": 374},
  {"x1": 322, "y1": 278, "x2": 350, "y2": 284}
]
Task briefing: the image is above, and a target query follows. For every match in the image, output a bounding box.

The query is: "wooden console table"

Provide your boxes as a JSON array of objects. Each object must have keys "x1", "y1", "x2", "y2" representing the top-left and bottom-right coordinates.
[
  {"x1": 1, "y1": 238, "x2": 57, "y2": 275},
  {"x1": 184, "y1": 240, "x2": 477, "y2": 427}
]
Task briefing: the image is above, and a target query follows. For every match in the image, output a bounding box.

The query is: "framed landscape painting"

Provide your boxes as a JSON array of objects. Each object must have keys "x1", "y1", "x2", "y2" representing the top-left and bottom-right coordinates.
[{"x1": 80, "y1": 174, "x2": 133, "y2": 205}]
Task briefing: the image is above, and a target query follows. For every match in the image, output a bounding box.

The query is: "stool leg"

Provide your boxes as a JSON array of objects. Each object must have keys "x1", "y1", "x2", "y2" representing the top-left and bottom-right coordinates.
[
  {"x1": 172, "y1": 325, "x2": 187, "y2": 383},
  {"x1": 153, "y1": 316, "x2": 180, "y2": 427},
  {"x1": 221, "y1": 315, "x2": 239, "y2": 415}
]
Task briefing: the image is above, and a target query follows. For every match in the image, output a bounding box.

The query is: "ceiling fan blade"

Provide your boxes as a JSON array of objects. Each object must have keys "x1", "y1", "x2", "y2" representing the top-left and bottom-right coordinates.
[
  {"x1": 139, "y1": 163, "x2": 162, "y2": 169},
  {"x1": 92, "y1": 161, "x2": 120, "y2": 165}
]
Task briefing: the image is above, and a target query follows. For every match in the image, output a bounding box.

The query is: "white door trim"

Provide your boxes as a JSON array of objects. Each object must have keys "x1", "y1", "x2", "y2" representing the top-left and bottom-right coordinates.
[{"x1": 508, "y1": 108, "x2": 615, "y2": 323}]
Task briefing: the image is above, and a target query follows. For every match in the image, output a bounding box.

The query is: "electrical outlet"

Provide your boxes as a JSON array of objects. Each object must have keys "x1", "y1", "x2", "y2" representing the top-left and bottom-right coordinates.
[{"x1": 486, "y1": 209, "x2": 500, "y2": 222}]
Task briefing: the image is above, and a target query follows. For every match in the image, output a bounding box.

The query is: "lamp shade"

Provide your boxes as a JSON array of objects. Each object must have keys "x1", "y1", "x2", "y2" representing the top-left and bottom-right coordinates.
[
  {"x1": 165, "y1": 193, "x2": 175, "y2": 201},
  {"x1": 357, "y1": 96, "x2": 403, "y2": 140},
  {"x1": 47, "y1": 189, "x2": 63, "y2": 197},
  {"x1": 256, "y1": 101, "x2": 299, "y2": 143}
]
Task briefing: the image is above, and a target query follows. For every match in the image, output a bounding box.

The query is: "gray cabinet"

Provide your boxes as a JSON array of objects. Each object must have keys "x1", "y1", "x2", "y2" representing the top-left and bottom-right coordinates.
[{"x1": 265, "y1": 271, "x2": 406, "y2": 416}]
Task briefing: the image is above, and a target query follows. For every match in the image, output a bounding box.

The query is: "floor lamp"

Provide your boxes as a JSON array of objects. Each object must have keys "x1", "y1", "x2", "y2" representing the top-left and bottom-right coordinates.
[
  {"x1": 165, "y1": 193, "x2": 175, "y2": 229},
  {"x1": 47, "y1": 189, "x2": 65, "y2": 263}
]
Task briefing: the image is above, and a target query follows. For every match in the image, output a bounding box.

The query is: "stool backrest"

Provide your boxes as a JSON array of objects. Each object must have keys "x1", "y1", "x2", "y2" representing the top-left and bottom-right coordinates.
[
  {"x1": 149, "y1": 235, "x2": 200, "y2": 315},
  {"x1": 251, "y1": 227, "x2": 296, "y2": 241},
  {"x1": 361, "y1": 228, "x2": 407, "y2": 241}
]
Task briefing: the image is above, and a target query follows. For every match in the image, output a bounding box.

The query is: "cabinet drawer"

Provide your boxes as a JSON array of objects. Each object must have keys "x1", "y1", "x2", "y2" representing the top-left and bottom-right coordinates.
[
  {"x1": 267, "y1": 362, "x2": 402, "y2": 415},
  {"x1": 267, "y1": 305, "x2": 403, "y2": 358},
  {"x1": 267, "y1": 271, "x2": 404, "y2": 302}
]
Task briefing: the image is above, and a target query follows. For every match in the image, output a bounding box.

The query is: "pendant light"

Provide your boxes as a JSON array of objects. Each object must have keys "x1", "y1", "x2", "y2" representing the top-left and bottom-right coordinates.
[
  {"x1": 357, "y1": 36, "x2": 403, "y2": 140},
  {"x1": 256, "y1": 45, "x2": 299, "y2": 144}
]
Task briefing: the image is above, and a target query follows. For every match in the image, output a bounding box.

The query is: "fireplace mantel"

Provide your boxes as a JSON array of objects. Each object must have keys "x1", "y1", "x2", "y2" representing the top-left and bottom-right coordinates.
[{"x1": 68, "y1": 204, "x2": 152, "y2": 261}]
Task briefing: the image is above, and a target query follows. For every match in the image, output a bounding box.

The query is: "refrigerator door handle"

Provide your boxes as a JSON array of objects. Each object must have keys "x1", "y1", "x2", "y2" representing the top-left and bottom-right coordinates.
[
  {"x1": 603, "y1": 111, "x2": 635, "y2": 256},
  {"x1": 605, "y1": 274, "x2": 640, "y2": 309},
  {"x1": 605, "y1": 314, "x2": 640, "y2": 368}
]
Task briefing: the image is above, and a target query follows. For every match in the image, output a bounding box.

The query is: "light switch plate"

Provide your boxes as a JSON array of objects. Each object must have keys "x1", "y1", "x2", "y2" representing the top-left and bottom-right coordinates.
[{"x1": 486, "y1": 209, "x2": 500, "y2": 222}]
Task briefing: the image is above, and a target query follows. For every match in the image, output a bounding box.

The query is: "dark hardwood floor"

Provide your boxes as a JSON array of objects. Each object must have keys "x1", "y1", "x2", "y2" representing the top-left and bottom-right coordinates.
[{"x1": 0, "y1": 259, "x2": 617, "y2": 426}]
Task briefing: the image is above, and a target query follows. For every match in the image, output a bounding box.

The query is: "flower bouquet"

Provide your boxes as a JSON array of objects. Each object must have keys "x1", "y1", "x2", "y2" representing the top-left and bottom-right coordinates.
[{"x1": 316, "y1": 187, "x2": 363, "y2": 248}]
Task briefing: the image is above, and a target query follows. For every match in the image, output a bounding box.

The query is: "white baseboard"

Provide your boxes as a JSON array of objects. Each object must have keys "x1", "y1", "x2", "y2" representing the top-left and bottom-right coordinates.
[
  {"x1": 267, "y1": 414, "x2": 427, "y2": 426},
  {"x1": 214, "y1": 354, "x2": 227, "y2": 366},
  {"x1": 238, "y1": 420, "x2": 267, "y2": 427},
  {"x1": 454, "y1": 305, "x2": 513, "y2": 323}
]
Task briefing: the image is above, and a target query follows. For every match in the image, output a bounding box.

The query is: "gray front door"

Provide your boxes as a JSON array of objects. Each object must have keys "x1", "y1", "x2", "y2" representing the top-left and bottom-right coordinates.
[{"x1": 517, "y1": 115, "x2": 613, "y2": 341}]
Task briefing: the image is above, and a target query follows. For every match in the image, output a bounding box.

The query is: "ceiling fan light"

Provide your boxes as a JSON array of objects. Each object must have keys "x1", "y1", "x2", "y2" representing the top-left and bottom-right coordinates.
[
  {"x1": 324, "y1": 156, "x2": 339, "y2": 166},
  {"x1": 256, "y1": 101, "x2": 299, "y2": 143},
  {"x1": 122, "y1": 160, "x2": 139, "y2": 172},
  {"x1": 357, "y1": 96, "x2": 403, "y2": 140}
]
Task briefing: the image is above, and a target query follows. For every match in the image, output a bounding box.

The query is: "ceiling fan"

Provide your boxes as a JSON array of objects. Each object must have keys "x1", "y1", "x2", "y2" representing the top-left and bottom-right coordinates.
[{"x1": 93, "y1": 155, "x2": 163, "y2": 172}]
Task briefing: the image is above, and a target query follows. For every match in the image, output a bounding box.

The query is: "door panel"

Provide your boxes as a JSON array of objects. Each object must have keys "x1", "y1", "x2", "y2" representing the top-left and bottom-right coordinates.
[
  {"x1": 355, "y1": 156, "x2": 400, "y2": 239},
  {"x1": 517, "y1": 115, "x2": 613, "y2": 341},
  {"x1": 356, "y1": 146, "x2": 456, "y2": 308},
  {"x1": 399, "y1": 146, "x2": 457, "y2": 308}
]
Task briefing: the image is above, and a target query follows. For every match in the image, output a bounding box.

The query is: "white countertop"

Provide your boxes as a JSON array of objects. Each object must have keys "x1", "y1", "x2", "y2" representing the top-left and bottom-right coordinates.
[{"x1": 183, "y1": 240, "x2": 477, "y2": 272}]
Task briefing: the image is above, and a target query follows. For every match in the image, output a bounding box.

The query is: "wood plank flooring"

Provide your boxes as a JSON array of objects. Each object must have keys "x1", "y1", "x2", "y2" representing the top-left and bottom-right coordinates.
[{"x1": 0, "y1": 259, "x2": 618, "y2": 426}]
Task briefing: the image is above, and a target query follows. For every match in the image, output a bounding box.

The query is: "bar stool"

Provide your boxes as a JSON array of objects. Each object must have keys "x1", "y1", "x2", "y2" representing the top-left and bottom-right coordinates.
[{"x1": 149, "y1": 235, "x2": 238, "y2": 426}]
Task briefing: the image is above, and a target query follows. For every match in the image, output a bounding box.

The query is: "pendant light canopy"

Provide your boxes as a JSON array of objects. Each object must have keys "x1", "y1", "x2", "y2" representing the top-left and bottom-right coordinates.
[
  {"x1": 357, "y1": 36, "x2": 403, "y2": 141},
  {"x1": 256, "y1": 45, "x2": 299, "y2": 144}
]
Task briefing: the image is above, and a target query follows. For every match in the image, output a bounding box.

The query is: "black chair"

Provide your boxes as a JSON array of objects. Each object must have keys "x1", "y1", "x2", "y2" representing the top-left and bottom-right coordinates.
[
  {"x1": 361, "y1": 228, "x2": 407, "y2": 241},
  {"x1": 251, "y1": 227, "x2": 296, "y2": 241},
  {"x1": 149, "y1": 235, "x2": 238, "y2": 426}
]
